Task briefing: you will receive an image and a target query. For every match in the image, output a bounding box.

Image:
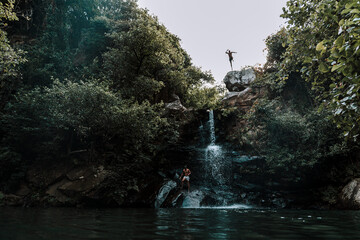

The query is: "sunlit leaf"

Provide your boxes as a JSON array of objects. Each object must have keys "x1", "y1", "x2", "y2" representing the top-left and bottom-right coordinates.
[
  {"x1": 331, "y1": 64, "x2": 343, "y2": 72},
  {"x1": 316, "y1": 41, "x2": 326, "y2": 51},
  {"x1": 318, "y1": 62, "x2": 329, "y2": 73}
]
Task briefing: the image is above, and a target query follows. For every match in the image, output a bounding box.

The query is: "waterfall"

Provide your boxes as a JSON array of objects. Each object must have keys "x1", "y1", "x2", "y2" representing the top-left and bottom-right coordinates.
[
  {"x1": 157, "y1": 110, "x2": 253, "y2": 209},
  {"x1": 209, "y1": 110, "x2": 216, "y2": 145},
  {"x1": 205, "y1": 110, "x2": 226, "y2": 185},
  {"x1": 182, "y1": 110, "x2": 229, "y2": 208}
]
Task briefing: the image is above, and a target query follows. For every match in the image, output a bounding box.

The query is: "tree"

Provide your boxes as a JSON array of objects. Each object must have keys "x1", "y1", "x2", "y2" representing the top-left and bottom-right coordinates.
[
  {"x1": 1, "y1": 79, "x2": 173, "y2": 163},
  {"x1": 0, "y1": 0, "x2": 26, "y2": 110},
  {"x1": 281, "y1": 0, "x2": 360, "y2": 141},
  {"x1": 103, "y1": 9, "x2": 213, "y2": 103},
  {"x1": 17, "y1": 0, "x2": 99, "y2": 86}
]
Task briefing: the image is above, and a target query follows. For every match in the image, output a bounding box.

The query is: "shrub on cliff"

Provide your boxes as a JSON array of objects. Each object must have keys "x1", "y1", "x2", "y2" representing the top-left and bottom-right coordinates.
[
  {"x1": 281, "y1": 0, "x2": 360, "y2": 141},
  {"x1": 0, "y1": 0, "x2": 27, "y2": 110},
  {"x1": 1, "y1": 80, "x2": 173, "y2": 166},
  {"x1": 246, "y1": 99, "x2": 347, "y2": 176}
]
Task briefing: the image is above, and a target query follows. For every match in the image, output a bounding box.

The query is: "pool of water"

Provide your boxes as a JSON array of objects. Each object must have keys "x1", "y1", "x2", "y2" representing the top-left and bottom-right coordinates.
[{"x1": 0, "y1": 207, "x2": 359, "y2": 239}]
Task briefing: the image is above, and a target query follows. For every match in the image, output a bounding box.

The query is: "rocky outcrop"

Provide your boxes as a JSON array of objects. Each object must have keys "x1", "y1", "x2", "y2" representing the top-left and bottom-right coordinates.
[
  {"x1": 0, "y1": 193, "x2": 23, "y2": 206},
  {"x1": 0, "y1": 161, "x2": 166, "y2": 208},
  {"x1": 223, "y1": 68, "x2": 256, "y2": 92},
  {"x1": 154, "y1": 180, "x2": 177, "y2": 208},
  {"x1": 339, "y1": 179, "x2": 360, "y2": 209},
  {"x1": 222, "y1": 87, "x2": 264, "y2": 111},
  {"x1": 222, "y1": 68, "x2": 264, "y2": 112},
  {"x1": 165, "y1": 94, "x2": 186, "y2": 112}
]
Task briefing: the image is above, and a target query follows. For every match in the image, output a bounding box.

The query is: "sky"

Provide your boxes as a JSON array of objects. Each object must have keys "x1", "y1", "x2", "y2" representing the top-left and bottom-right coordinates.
[{"x1": 137, "y1": 0, "x2": 288, "y2": 84}]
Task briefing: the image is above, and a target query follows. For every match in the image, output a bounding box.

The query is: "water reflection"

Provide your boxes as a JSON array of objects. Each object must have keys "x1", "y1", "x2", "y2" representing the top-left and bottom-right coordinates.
[{"x1": 1, "y1": 208, "x2": 360, "y2": 239}]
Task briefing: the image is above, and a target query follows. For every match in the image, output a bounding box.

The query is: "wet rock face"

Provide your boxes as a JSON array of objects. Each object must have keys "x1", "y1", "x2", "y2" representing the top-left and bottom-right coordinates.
[
  {"x1": 223, "y1": 68, "x2": 256, "y2": 92},
  {"x1": 339, "y1": 179, "x2": 360, "y2": 209},
  {"x1": 154, "y1": 180, "x2": 177, "y2": 208}
]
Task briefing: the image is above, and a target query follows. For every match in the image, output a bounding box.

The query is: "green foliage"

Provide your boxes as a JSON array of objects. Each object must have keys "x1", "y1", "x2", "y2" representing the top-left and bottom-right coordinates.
[
  {"x1": 1, "y1": 80, "x2": 172, "y2": 165},
  {"x1": 229, "y1": 0, "x2": 359, "y2": 178},
  {"x1": 254, "y1": 29, "x2": 314, "y2": 110},
  {"x1": 103, "y1": 9, "x2": 214, "y2": 102},
  {"x1": 0, "y1": 0, "x2": 17, "y2": 22},
  {"x1": 264, "y1": 28, "x2": 288, "y2": 70},
  {"x1": 184, "y1": 85, "x2": 224, "y2": 110},
  {"x1": 0, "y1": 0, "x2": 27, "y2": 110},
  {"x1": 20, "y1": 0, "x2": 100, "y2": 86},
  {"x1": 0, "y1": 0, "x2": 217, "y2": 192},
  {"x1": 281, "y1": 0, "x2": 360, "y2": 141},
  {"x1": 245, "y1": 99, "x2": 347, "y2": 176}
]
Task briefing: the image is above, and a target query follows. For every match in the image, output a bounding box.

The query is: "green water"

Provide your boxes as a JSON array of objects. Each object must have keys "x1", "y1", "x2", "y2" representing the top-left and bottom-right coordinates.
[{"x1": 0, "y1": 207, "x2": 359, "y2": 239}]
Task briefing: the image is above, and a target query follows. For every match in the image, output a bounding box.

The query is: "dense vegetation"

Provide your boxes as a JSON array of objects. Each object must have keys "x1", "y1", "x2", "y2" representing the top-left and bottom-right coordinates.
[
  {"x1": 1, "y1": 0, "x2": 359, "y2": 207},
  {"x1": 0, "y1": 0, "x2": 218, "y2": 192},
  {"x1": 228, "y1": 0, "x2": 360, "y2": 182}
]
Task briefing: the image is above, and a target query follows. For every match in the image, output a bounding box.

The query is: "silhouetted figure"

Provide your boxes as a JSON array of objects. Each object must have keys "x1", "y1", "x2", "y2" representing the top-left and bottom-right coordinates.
[
  {"x1": 179, "y1": 165, "x2": 191, "y2": 192},
  {"x1": 225, "y1": 49, "x2": 237, "y2": 70}
]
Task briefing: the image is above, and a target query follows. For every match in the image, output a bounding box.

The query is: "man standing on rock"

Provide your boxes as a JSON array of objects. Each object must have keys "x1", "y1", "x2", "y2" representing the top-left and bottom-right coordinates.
[
  {"x1": 179, "y1": 165, "x2": 191, "y2": 192},
  {"x1": 226, "y1": 49, "x2": 237, "y2": 70}
]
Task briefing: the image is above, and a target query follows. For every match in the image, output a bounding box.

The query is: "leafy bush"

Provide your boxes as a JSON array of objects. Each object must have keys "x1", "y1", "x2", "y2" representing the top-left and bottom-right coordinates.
[
  {"x1": 1, "y1": 80, "x2": 173, "y2": 165},
  {"x1": 184, "y1": 85, "x2": 225, "y2": 110},
  {"x1": 281, "y1": 0, "x2": 360, "y2": 141},
  {"x1": 245, "y1": 99, "x2": 348, "y2": 176},
  {"x1": 103, "y1": 9, "x2": 214, "y2": 103},
  {"x1": 0, "y1": 0, "x2": 27, "y2": 110}
]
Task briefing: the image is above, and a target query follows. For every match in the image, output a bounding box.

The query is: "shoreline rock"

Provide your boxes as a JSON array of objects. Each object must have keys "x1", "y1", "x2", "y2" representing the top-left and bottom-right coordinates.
[{"x1": 339, "y1": 179, "x2": 360, "y2": 209}]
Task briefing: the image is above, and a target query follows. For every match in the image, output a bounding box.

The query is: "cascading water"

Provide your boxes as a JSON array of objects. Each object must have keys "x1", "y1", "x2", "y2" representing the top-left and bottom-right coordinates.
[
  {"x1": 156, "y1": 110, "x2": 252, "y2": 209},
  {"x1": 205, "y1": 110, "x2": 227, "y2": 185},
  {"x1": 180, "y1": 110, "x2": 243, "y2": 208},
  {"x1": 209, "y1": 110, "x2": 216, "y2": 144}
]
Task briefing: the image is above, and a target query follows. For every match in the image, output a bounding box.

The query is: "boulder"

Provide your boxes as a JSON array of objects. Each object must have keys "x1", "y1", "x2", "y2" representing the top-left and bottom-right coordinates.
[
  {"x1": 27, "y1": 161, "x2": 73, "y2": 187},
  {"x1": 339, "y1": 178, "x2": 360, "y2": 209},
  {"x1": 46, "y1": 178, "x2": 72, "y2": 204},
  {"x1": 154, "y1": 180, "x2": 177, "y2": 208},
  {"x1": 165, "y1": 97, "x2": 187, "y2": 112},
  {"x1": 1, "y1": 194, "x2": 23, "y2": 206},
  {"x1": 58, "y1": 168, "x2": 109, "y2": 198},
  {"x1": 223, "y1": 68, "x2": 256, "y2": 92}
]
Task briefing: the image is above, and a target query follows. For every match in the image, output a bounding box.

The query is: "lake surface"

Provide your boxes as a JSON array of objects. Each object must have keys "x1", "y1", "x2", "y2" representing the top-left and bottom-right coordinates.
[{"x1": 1, "y1": 207, "x2": 359, "y2": 239}]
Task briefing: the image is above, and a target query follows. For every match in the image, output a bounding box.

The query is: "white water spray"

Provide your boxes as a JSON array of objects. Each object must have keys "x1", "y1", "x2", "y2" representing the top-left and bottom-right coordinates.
[
  {"x1": 209, "y1": 110, "x2": 216, "y2": 145},
  {"x1": 179, "y1": 110, "x2": 252, "y2": 209},
  {"x1": 205, "y1": 110, "x2": 226, "y2": 185}
]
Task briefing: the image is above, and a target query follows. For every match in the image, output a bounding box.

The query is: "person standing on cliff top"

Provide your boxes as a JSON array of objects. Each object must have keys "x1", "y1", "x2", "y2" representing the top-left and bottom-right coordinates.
[
  {"x1": 225, "y1": 49, "x2": 237, "y2": 71},
  {"x1": 179, "y1": 165, "x2": 191, "y2": 192}
]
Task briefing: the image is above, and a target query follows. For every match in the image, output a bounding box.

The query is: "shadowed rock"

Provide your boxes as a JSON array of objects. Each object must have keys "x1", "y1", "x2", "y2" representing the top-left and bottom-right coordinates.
[{"x1": 339, "y1": 179, "x2": 360, "y2": 209}]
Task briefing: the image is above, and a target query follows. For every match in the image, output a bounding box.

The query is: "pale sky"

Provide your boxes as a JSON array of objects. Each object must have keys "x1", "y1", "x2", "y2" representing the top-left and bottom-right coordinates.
[{"x1": 137, "y1": 0, "x2": 288, "y2": 84}]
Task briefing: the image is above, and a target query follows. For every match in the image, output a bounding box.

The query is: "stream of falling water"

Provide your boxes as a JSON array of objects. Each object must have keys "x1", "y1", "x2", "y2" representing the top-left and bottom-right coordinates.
[
  {"x1": 156, "y1": 110, "x2": 252, "y2": 209},
  {"x1": 205, "y1": 110, "x2": 226, "y2": 185},
  {"x1": 181, "y1": 110, "x2": 242, "y2": 208}
]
